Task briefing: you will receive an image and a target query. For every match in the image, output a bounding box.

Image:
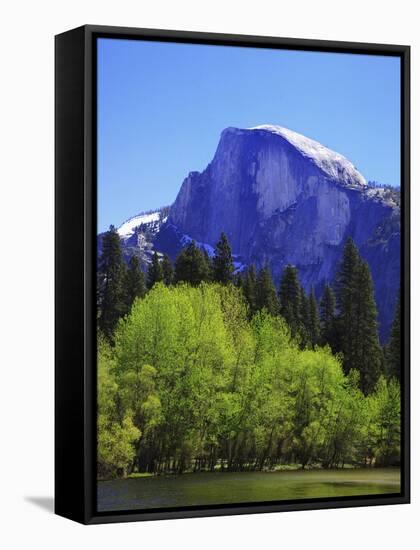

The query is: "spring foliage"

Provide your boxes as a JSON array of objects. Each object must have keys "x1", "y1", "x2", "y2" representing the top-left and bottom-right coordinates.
[{"x1": 98, "y1": 282, "x2": 400, "y2": 478}]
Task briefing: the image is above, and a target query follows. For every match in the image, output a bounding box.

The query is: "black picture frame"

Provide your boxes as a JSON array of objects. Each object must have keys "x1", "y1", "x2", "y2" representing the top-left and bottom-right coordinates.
[{"x1": 55, "y1": 24, "x2": 410, "y2": 525}]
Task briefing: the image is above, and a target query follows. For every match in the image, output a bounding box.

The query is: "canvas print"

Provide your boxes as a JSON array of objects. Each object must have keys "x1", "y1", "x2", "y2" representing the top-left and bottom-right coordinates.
[{"x1": 96, "y1": 38, "x2": 402, "y2": 513}]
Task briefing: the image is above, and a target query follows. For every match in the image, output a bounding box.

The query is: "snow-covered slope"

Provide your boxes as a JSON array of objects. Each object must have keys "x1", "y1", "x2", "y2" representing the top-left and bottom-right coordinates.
[
  {"x1": 118, "y1": 211, "x2": 163, "y2": 239},
  {"x1": 248, "y1": 125, "x2": 367, "y2": 188}
]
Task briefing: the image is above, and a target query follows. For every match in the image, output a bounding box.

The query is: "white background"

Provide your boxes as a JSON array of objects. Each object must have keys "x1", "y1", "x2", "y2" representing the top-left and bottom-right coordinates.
[{"x1": 0, "y1": 0, "x2": 418, "y2": 548}]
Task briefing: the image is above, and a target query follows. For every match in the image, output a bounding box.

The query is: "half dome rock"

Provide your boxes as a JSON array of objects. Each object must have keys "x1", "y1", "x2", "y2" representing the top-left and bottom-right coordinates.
[
  {"x1": 167, "y1": 125, "x2": 400, "y2": 340},
  {"x1": 169, "y1": 125, "x2": 368, "y2": 253}
]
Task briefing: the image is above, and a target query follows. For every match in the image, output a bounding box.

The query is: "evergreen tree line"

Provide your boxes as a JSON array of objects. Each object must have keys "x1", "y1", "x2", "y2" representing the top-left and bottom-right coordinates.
[
  {"x1": 98, "y1": 227, "x2": 401, "y2": 395},
  {"x1": 240, "y1": 241, "x2": 401, "y2": 393},
  {"x1": 97, "y1": 228, "x2": 235, "y2": 337}
]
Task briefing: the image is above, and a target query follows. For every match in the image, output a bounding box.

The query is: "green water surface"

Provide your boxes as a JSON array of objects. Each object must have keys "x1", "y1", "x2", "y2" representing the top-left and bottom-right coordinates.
[{"x1": 97, "y1": 468, "x2": 400, "y2": 512}]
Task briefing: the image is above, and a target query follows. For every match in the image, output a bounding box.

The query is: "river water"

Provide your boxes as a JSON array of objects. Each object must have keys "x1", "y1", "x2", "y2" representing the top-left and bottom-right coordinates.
[{"x1": 97, "y1": 468, "x2": 400, "y2": 512}]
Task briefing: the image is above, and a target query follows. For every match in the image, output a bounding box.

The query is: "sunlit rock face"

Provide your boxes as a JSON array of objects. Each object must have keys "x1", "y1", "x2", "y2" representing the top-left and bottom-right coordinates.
[
  {"x1": 170, "y1": 127, "x2": 360, "y2": 255},
  {"x1": 168, "y1": 126, "x2": 400, "y2": 340}
]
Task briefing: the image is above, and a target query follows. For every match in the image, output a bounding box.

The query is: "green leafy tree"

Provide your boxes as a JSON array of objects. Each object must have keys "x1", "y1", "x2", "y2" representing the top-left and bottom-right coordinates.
[
  {"x1": 321, "y1": 369, "x2": 367, "y2": 468},
  {"x1": 256, "y1": 265, "x2": 279, "y2": 316},
  {"x1": 113, "y1": 282, "x2": 235, "y2": 473},
  {"x1": 366, "y1": 377, "x2": 401, "y2": 466},
  {"x1": 124, "y1": 255, "x2": 145, "y2": 312},
  {"x1": 289, "y1": 348, "x2": 348, "y2": 469},
  {"x1": 97, "y1": 280, "x2": 400, "y2": 478},
  {"x1": 97, "y1": 336, "x2": 140, "y2": 478},
  {"x1": 147, "y1": 251, "x2": 163, "y2": 289},
  {"x1": 174, "y1": 241, "x2": 210, "y2": 285},
  {"x1": 212, "y1": 232, "x2": 234, "y2": 284},
  {"x1": 161, "y1": 254, "x2": 174, "y2": 286},
  {"x1": 97, "y1": 226, "x2": 127, "y2": 338}
]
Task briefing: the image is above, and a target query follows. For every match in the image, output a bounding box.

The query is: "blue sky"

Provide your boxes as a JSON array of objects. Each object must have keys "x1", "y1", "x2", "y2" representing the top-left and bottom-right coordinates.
[{"x1": 97, "y1": 38, "x2": 401, "y2": 233}]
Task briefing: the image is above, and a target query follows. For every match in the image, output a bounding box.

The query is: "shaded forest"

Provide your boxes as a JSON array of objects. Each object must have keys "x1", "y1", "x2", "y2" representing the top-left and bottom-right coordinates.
[{"x1": 97, "y1": 228, "x2": 401, "y2": 479}]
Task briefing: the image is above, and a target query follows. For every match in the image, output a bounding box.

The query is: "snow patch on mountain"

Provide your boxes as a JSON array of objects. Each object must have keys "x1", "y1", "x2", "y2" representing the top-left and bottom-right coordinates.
[
  {"x1": 118, "y1": 211, "x2": 165, "y2": 239},
  {"x1": 365, "y1": 186, "x2": 400, "y2": 209},
  {"x1": 248, "y1": 124, "x2": 367, "y2": 188}
]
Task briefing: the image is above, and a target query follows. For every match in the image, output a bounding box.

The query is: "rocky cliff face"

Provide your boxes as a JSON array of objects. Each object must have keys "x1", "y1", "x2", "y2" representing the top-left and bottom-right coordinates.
[{"x1": 166, "y1": 126, "x2": 400, "y2": 340}]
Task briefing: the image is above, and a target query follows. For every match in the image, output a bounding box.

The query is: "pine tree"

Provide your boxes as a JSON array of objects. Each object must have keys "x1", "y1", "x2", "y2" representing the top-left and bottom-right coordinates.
[
  {"x1": 212, "y1": 232, "x2": 234, "y2": 284},
  {"x1": 320, "y1": 284, "x2": 338, "y2": 350},
  {"x1": 124, "y1": 255, "x2": 145, "y2": 312},
  {"x1": 147, "y1": 251, "x2": 163, "y2": 289},
  {"x1": 233, "y1": 271, "x2": 243, "y2": 289},
  {"x1": 307, "y1": 287, "x2": 321, "y2": 349},
  {"x1": 242, "y1": 265, "x2": 258, "y2": 317},
  {"x1": 256, "y1": 265, "x2": 279, "y2": 316},
  {"x1": 279, "y1": 265, "x2": 302, "y2": 338},
  {"x1": 352, "y1": 260, "x2": 383, "y2": 394},
  {"x1": 334, "y1": 238, "x2": 360, "y2": 356},
  {"x1": 174, "y1": 241, "x2": 209, "y2": 286},
  {"x1": 202, "y1": 249, "x2": 213, "y2": 282},
  {"x1": 161, "y1": 254, "x2": 174, "y2": 286},
  {"x1": 299, "y1": 287, "x2": 310, "y2": 347},
  {"x1": 335, "y1": 238, "x2": 382, "y2": 394},
  {"x1": 97, "y1": 225, "x2": 126, "y2": 338},
  {"x1": 386, "y1": 291, "x2": 401, "y2": 380}
]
